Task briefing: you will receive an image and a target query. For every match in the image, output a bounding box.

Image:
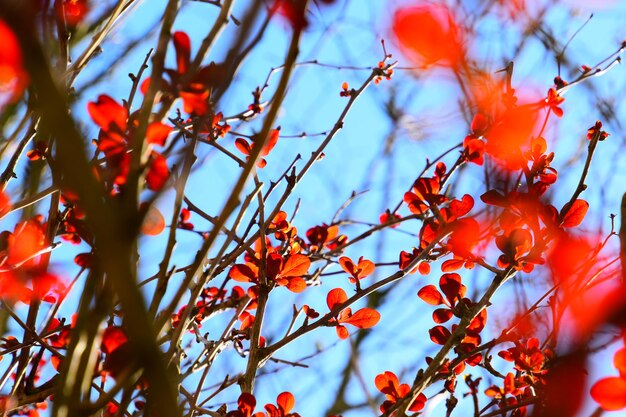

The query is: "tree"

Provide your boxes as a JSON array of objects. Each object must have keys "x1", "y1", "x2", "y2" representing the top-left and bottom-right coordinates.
[{"x1": 0, "y1": 0, "x2": 625, "y2": 416}]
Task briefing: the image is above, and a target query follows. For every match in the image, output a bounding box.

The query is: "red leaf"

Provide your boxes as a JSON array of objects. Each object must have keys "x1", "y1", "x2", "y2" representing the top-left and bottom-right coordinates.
[
  {"x1": 439, "y1": 273, "x2": 465, "y2": 304},
  {"x1": 335, "y1": 325, "x2": 349, "y2": 339},
  {"x1": 486, "y1": 106, "x2": 538, "y2": 170},
  {"x1": 101, "y1": 326, "x2": 128, "y2": 355},
  {"x1": 449, "y1": 194, "x2": 474, "y2": 218},
  {"x1": 180, "y1": 89, "x2": 209, "y2": 116},
  {"x1": 561, "y1": 199, "x2": 589, "y2": 228},
  {"x1": 279, "y1": 254, "x2": 310, "y2": 278},
  {"x1": 74, "y1": 252, "x2": 93, "y2": 268},
  {"x1": 262, "y1": 129, "x2": 280, "y2": 156},
  {"x1": 471, "y1": 113, "x2": 488, "y2": 135},
  {"x1": 140, "y1": 77, "x2": 151, "y2": 95},
  {"x1": 327, "y1": 288, "x2": 348, "y2": 311},
  {"x1": 0, "y1": 191, "x2": 11, "y2": 218},
  {"x1": 87, "y1": 95, "x2": 127, "y2": 134},
  {"x1": 380, "y1": 210, "x2": 402, "y2": 227},
  {"x1": 468, "y1": 308, "x2": 487, "y2": 334},
  {"x1": 375, "y1": 371, "x2": 400, "y2": 394},
  {"x1": 441, "y1": 259, "x2": 464, "y2": 272},
  {"x1": 229, "y1": 264, "x2": 258, "y2": 283},
  {"x1": 590, "y1": 377, "x2": 626, "y2": 411},
  {"x1": 145, "y1": 152, "x2": 169, "y2": 191},
  {"x1": 409, "y1": 393, "x2": 427, "y2": 413},
  {"x1": 341, "y1": 308, "x2": 380, "y2": 328},
  {"x1": 173, "y1": 31, "x2": 191, "y2": 75},
  {"x1": 404, "y1": 191, "x2": 428, "y2": 214},
  {"x1": 417, "y1": 285, "x2": 444, "y2": 305},
  {"x1": 266, "y1": 252, "x2": 283, "y2": 280},
  {"x1": 276, "y1": 392, "x2": 295, "y2": 414},
  {"x1": 146, "y1": 122, "x2": 172, "y2": 146},
  {"x1": 433, "y1": 308, "x2": 454, "y2": 324},
  {"x1": 283, "y1": 276, "x2": 306, "y2": 293},
  {"x1": 393, "y1": 4, "x2": 464, "y2": 67},
  {"x1": 418, "y1": 262, "x2": 431, "y2": 275},
  {"x1": 615, "y1": 348, "x2": 626, "y2": 378},
  {"x1": 480, "y1": 190, "x2": 508, "y2": 207},
  {"x1": 339, "y1": 256, "x2": 375, "y2": 280},
  {"x1": 0, "y1": 20, "x2": 28, "y2": 107},
  {"x1": 356, "y1": 257, "x2": 376, "y2": 279},
  {"x1": 235, "y1": 138, "x2": 252, "y2": 156},
  {"x1": 338, "y1": 256, "x2": 356, "y2": 275},
  {"x1": 409, "y1": 393, "x2": 427, "y2": 412},
  {"x1": 57, "y1": 0, "x2": 89, "y2": 26},
  {"x1": 429, "y1": 325, "x2": 451, "y2": 345},
  {"x1": 237, "y1": 393, "x2": 257, "y2": 415}
]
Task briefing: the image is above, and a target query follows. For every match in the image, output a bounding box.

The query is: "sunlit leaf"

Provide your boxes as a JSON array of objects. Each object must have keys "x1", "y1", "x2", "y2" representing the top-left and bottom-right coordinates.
[
  {"x1": 429, "y1": 325, "x2": 451, "y2": 345},
  {"x1": 279, "y1": 254, "x2": 310, "y2": 278},
  {"x1": 341, "y1": 308, "x2": 380, "y2": 328},
  {"x1": 276, "y1": 392, "x2": 295, "y2": 414},
  {"x1": 327, "y1": 288, "x2": 348, "y2": 311},
  {"x1": 561, "y1": 199, "x2": 589, "y2": 228},
  {"x1": 418, "y1": 285, "x2": 444, "y2": 305}
]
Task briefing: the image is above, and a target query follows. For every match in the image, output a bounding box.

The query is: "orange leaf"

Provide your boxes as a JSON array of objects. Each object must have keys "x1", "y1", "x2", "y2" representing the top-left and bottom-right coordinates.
[
  {"x1": 335, "y1": 325, "x2": 349, "y2": 339},
  {"x1": 356, "y1": 257, "x2": 375, "y2": 278},
  {"x1": 441, "y1": 259, "x2": 464, "y2": 272},
  {"x1": 375, "y1": 371, "x2": 400, "y2": 393},
  {"x1": 341, "y1": 308, "x2": 380, "y2": 329},
  {"x1": 284, "y1": 277, "x2": 306, "y2": 293},
  {"x1": 327, "y1": 288, "x2": 348, "y2": 310},
  {"x1": 561, "y1": 199, "x2": 589, "y2": 228},
  {"x1": 418, "y1": 262, "x2": 431, "y2": 275},
  {"x1": 591, "y1": 377, "x2": 626, "y2": 411},
  {"x1": 339, "y1": 256, "x2": 375, "y2": 279},
  {"x1": 277, "y1": 392, "x2": 295, "y2": 414},
  {"x1": 229, "y1": 264, "x2": 258, "y2": 283},
  {"x1": 418, "y1": 285, "x2": 444, "y2": 305},
  {"x1": 279, "y1": 254, "x2": 310, "y2": 278},
  {"x1": 338, "y1": 256, "x2": 356, "y2": 275},
  {"x1": 141, "y1": 205, "x2": 165, "y2": 236}
]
